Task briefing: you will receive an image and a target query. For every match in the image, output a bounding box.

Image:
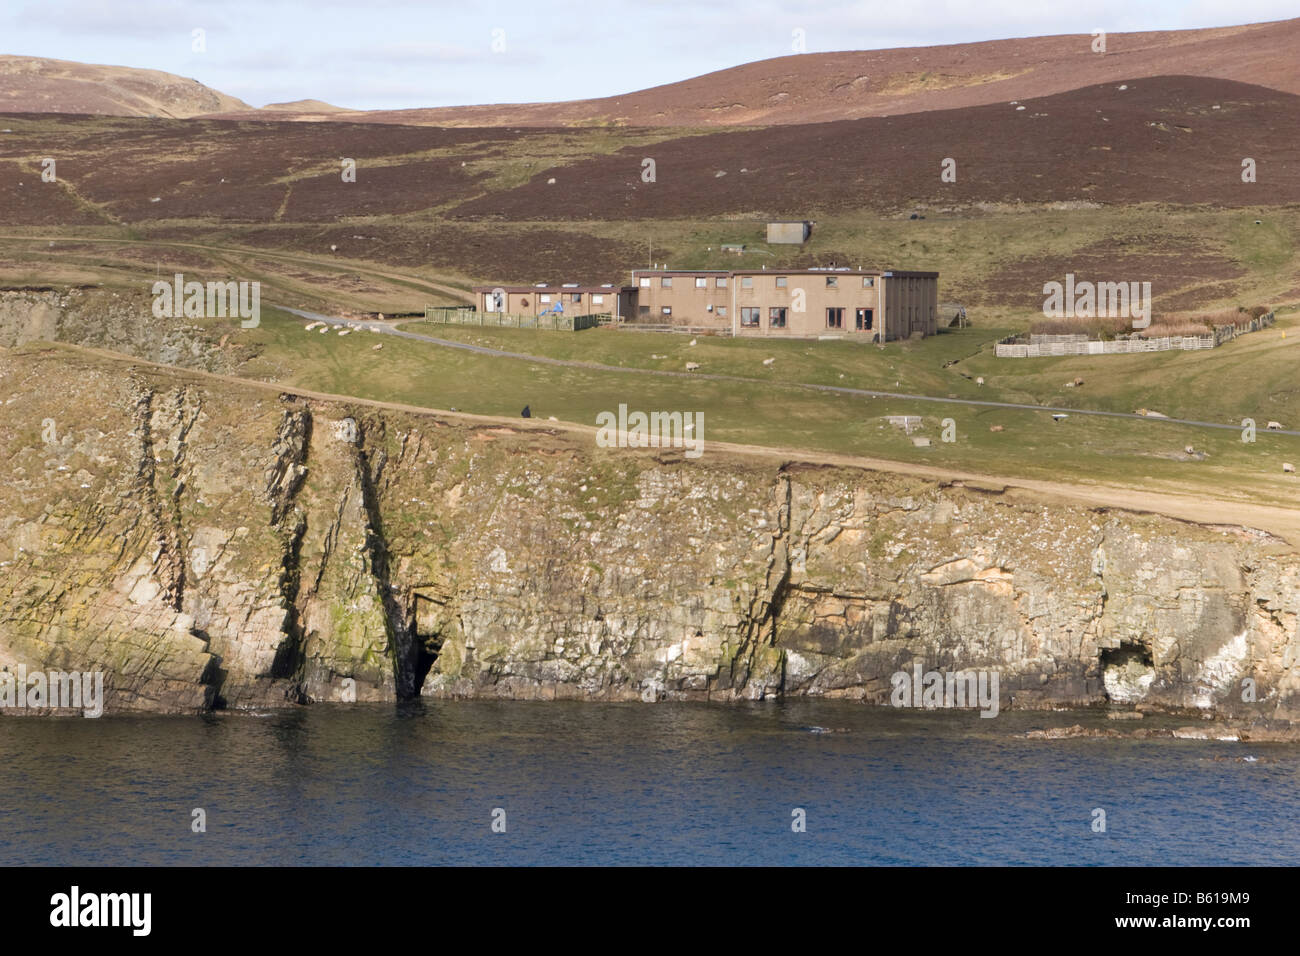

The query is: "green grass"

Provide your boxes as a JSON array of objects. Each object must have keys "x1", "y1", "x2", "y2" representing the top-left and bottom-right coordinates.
[
  {"x1": 241, "y1": 306, "x2": 1300, "y2": 510},
  {"x1": 400, "y1": 319, "x2": 1010, "y2": 397}
]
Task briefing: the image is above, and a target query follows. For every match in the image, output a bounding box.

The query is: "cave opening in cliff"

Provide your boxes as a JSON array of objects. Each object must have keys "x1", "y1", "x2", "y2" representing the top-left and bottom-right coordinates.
[
  {"x1": 1099, "y1": 641, "x2": 1155, "y2": 704},
  {"x1": 409, "y1": 636, "x2": 440, "y2": 698}
]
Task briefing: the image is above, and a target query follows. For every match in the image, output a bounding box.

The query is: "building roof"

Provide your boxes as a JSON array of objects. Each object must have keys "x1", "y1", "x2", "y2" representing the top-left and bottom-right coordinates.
[
  {"x1": 630, "y1": 270, "x2": 732, "y2": 277},
  {"x1": 729, "y1": 268, "x2": 883, "y2": 277},
  {"x1": 629, "y1": 268, "x2": 939, "y2": 278},
  {"x1": 472, "y1": 284, "x2": 635, "y2": 294}
]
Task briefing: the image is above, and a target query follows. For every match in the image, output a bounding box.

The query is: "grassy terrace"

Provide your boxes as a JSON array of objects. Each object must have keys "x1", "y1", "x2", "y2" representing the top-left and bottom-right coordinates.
[
  {"x1": 401, "y1": 304, "x2": 1300, "y2": 425},
  {"x1": 230, "y1": 305, "x2": 1300, "y2": 511}
]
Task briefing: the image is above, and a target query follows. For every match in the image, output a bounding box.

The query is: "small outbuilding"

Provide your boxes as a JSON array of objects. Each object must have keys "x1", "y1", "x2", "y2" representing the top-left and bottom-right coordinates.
[{"x1": 766, "y1": 220, "x2": 813, "y2": 244}]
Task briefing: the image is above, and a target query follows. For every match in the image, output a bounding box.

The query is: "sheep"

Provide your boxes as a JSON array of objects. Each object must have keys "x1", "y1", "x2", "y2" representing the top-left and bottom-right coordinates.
[
  {"x1": 762, "y1": 357, "x2": 775, "y2": 366},
  {"x1": 975, "y1": 377, "x2": 984, "y2": 386},
  {"x1": 685, "y1": 362, "x2": 701, "y2": 371},
  {"x1": 989, "y1": 425, "x2": 1004, "y2": 433},
  {"x1": 1268, "y1": 421, "x2": 1283, "y2": 430},
  {"x1": 1184, "y1": 446, "x2": 1195, "y2": 455},
  {"x1": 372, "y1": 344, "x2": 383, "y2": 351},
  {"x1": 1285, "y1": 463, "x2": 1295, "y2": 474}
]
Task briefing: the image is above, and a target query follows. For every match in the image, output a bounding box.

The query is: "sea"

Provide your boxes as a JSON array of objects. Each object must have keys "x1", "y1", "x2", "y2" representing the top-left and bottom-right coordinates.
[{"x1": 2, "y1": 700, "x2": 1296, "y2": 865}]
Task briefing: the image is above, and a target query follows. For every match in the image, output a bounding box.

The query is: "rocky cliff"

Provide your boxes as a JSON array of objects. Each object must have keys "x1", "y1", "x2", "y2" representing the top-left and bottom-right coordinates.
[{"x1": 1, "y1": 343, "x2": 1298, "y2": 725}]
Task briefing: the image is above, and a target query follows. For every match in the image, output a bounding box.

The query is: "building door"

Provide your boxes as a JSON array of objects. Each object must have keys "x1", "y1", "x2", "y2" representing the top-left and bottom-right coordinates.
[{"x1": 856, "y1": 308, "x2": 873, "y2": 330}]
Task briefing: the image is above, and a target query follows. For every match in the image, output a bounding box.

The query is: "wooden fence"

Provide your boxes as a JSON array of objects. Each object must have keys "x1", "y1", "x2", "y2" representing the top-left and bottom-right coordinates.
[
  {"x1": 995, "y1": 313, "x2": 1274, "y2": 358},
  {"x1": 424, "y1": 307, "x2": 609, "y2": 331}
]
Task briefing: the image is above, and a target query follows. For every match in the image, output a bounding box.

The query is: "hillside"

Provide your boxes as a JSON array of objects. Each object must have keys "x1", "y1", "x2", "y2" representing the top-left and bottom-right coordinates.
[
  {"x1": 3, "y1": 18, "x2": 1298, "y2": 126},
  {"x1": 0, "y1": 55, "x2": 250, "y2": 118},
  {"x1": 449, "y1": 76, "x2": 1300, "y2": 219},
  {"x1": 207, "y1": 18, "x2": 1300, "y2": 127}
]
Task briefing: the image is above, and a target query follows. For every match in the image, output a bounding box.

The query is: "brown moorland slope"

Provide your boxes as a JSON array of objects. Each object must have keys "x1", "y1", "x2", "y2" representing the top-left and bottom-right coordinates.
[
  {"x1": 4, "y1": 18, "x2": 1296, "y2": 128},
  {"x1": 0, "y1": 55, "x2": 251, "y2": 118},
  {"x1": 2, "y1": 76, "x2": 1293, "y2": 230},
  {"x1": 204, "y1": 18, "x2": 1300, "y2": 127},
  {"x1": 451, "y1": 76, "x2": 1300, "y2": 219}
]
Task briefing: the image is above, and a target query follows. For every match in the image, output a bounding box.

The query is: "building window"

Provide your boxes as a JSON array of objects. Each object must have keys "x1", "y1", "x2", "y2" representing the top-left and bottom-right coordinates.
[
  {"x1": 856, "y1": 308, "x2": 873, "y2": 330},
  {"x1": 769, "y1": 307, "x2": 787, "y2": 329},
  {"x1": 827, "y1": 307, "x2": 844, "y2": 329},
  {"x1": 741, "y1": 276, "x2": 753, "y2": 288},
  {"x1": 662, "y1": 306, "x2": 672, "y2": 316},
  {"x1": 592, "y1": 294, "x2": 604, "y2": 305},
  {"x1": 540, "y1": 295, "x2": 551, "y2": 303},
  {"x1": 695, "y1": 277, "x2": 707, "y2": 288},
  {"x1": 639, "y1": 277, "x2": 651, "y2": 287},
  {"x1": 570, "y1": 293, "x2": 582, "y2": 303},
  {"x1": 775, "y1": 276, "x2": 787, "y2": 288},
  {"x1": 862, "y1": 276, "x2": 874, "y2": 287},
  {"x1": 826, "y1": 276, "x2": 838, "y2": 288},
  {"x1": 741, "y1": 307, "x2": 761, "y2": 328},
  {"x1": 716, "y1": 277, "x2": 728, "y2": 288},
  {"x1": 717, "y1": 306, "x2": 727, "y2": 317},
  {"x1": 661, "y1": 277, "x2": 673, "y2": 288}
]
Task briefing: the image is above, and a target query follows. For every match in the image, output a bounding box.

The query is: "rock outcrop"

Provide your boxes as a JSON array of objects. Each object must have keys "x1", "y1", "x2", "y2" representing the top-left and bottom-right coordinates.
[{"x1": 1, "y1": 346, "x2": 1298, "y2": 725}]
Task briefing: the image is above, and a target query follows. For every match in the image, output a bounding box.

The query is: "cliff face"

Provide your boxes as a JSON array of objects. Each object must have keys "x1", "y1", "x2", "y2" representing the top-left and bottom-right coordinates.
[{"x1": 1, "y1": 345, "x2": 1298, "y2": 724}]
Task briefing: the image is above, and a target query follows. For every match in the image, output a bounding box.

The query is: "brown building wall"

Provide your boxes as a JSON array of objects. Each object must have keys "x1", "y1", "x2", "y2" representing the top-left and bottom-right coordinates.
[
  {"x1": 476, "y1": 271, "x2": 937, "y2": 340},
  {"x1": 732, "y1": 271, "x2": 884, "y2": 338},
  {"x1": 632, "y1": 271, "x2": 732, "y2": 327}
]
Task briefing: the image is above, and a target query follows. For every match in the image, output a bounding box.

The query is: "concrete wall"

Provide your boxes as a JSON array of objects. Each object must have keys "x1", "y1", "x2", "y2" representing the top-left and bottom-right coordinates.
[
  {"x1": 766, "y1": 221, "x2": 811, "y2": 244},
  {"x1": 880, "y1": 273, "x2": 939, "y2": 339}
]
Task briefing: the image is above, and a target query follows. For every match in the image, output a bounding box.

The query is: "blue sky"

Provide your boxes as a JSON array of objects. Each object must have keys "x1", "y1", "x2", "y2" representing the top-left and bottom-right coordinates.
[{"x1": 3, "y1": 0, "x2": 1296, "y2": 110}]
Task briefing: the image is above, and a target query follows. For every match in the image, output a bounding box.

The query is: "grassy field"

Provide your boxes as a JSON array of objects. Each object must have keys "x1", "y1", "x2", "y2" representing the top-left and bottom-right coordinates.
[
  {"x1": 402, "y1": 301, "x2": 1300, "y2": 425},
  {"x1": 220, "y1": 305, "x2": 1300, "y2": 511}
]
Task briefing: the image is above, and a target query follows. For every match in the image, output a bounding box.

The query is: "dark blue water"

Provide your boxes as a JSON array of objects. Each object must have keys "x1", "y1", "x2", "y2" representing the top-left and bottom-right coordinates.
[{"x1": 1, "y1": 701, "x2": 1295, "y2": 865}]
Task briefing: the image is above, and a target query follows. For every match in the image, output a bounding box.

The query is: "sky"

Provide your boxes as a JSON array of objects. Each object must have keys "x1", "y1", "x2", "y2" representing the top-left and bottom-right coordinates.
[{"x1": 2, "y1": 0, "x2": 1296, "y2": 110}]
